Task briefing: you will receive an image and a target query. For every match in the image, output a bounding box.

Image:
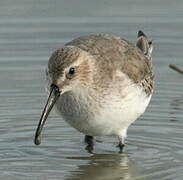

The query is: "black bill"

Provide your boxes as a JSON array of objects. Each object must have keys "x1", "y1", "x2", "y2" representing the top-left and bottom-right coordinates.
[{"x1": 34, "y1": 84, "x2": 60, "y2": 145}]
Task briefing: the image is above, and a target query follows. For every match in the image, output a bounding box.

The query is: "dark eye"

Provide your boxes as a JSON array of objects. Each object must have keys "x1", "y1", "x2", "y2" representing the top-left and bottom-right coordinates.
[
  {"x1": 69, "y1": 67, "x2": 75, "y2": 75},
  {"x1": 66, "y1": 67, "x2": 76, "y2": 79}
]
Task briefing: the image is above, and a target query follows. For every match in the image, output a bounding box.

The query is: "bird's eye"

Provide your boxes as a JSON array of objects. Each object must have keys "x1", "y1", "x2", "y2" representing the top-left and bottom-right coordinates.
[
  {"x1": 69, "y1": 67, "x2": 75, "y2": 75},
  {"x1": 66, "y1": 67, "x2": 76, "y2": 79}
]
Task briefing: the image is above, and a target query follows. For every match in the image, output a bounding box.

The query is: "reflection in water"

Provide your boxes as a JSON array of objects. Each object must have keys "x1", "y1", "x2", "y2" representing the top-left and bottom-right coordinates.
[
  {"x1": 170, "y1": 96, "x2": 183, "y2": 111},
  {"x1": 1, "y1": 0, "x2": 183, "y2": 179},
  {"x1": 65, "y1": 154, "x2": 138, "y2": 180},
  {"x1": 170, "y1": 95, "x2": 183, "y2": 121}
]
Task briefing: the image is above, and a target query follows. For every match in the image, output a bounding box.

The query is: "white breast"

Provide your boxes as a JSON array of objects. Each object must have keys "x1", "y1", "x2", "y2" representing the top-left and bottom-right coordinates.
[{"x1": 55, "y1": 72, "x2": 152, "y2": 138}]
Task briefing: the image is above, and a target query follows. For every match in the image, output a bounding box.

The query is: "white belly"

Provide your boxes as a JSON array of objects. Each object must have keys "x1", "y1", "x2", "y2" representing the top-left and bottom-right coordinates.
[
  {"x1": 55, "y1": 81, "x2": 152, "y2": 138},
  {"x1": 90, "y1": 92, "x2": 151, "y2": 137}
]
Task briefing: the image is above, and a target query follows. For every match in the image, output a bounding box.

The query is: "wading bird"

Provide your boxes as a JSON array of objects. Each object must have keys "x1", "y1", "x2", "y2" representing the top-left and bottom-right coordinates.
[{"x1": 34, "y1": 31, "x2": 153, "y2": 153}]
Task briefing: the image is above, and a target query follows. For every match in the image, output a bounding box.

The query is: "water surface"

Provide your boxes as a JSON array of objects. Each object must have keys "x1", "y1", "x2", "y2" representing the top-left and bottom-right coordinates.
[{"x1": 0, "y1": 0, "x2": 183, "y2": 179}]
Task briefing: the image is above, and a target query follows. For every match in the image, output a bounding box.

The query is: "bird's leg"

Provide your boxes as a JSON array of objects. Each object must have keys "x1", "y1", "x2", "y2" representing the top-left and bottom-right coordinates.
[
  {"x1": 117, "y1": 140, "x2": 125, "y2": 153},
  {"x1": 117, "y1": 136, "x2": 125, "y2": 153},
  {"x1": 84, "y1": 135, "x2": 94, "y2": 153}
]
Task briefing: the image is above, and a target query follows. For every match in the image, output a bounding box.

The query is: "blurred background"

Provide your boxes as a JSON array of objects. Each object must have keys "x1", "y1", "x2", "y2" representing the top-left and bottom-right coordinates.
[{"x1": 0, "y1": 0, "x2": 183, "y2": 179}]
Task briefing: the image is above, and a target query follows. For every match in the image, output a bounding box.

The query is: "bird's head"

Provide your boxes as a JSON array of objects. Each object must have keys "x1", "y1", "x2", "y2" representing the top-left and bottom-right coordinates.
[
  {"x1": 48, "y1": 46, "x2": 94, "y2": 93},
  {"x1": 34, "y1": 46, "x2": 94, "y2": 145}
]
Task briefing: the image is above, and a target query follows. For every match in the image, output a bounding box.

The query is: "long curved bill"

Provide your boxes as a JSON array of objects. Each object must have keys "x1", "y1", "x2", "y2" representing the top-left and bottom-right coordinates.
[{"x1": 34, "y1": 84, "x2": 60, "y2": 145}]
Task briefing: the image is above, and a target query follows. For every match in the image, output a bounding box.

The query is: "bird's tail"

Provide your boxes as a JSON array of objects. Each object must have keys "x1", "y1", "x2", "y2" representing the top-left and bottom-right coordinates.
[{"x1": 136, "y1": 30, "x2": 153, "y2": 59}]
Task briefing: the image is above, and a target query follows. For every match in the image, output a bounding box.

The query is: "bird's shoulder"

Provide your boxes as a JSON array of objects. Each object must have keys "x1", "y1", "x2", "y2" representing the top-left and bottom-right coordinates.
[{"x1": 66, "y1": 34, "x2": 153, "y2": 85}]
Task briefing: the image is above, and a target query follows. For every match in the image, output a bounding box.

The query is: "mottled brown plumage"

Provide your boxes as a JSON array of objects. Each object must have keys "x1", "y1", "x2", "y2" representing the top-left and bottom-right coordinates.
[
  {"x1": 49, "y1": 33, "x2": 153, "y2": 96},
  {"x1": 34, "y1": 31, "x2": 154, "y2": 153}
]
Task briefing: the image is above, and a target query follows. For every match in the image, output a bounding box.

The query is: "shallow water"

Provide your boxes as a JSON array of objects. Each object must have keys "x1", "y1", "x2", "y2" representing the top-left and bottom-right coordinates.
[{"x1": 0, "y1": 0, "x2": 183, "y2": 179}]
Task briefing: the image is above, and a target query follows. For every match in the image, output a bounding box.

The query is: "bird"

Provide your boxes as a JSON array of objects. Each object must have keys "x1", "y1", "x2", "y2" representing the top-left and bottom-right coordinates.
[{"x1": 34, "y1": 30, "x2": 154, "y2": 153}]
